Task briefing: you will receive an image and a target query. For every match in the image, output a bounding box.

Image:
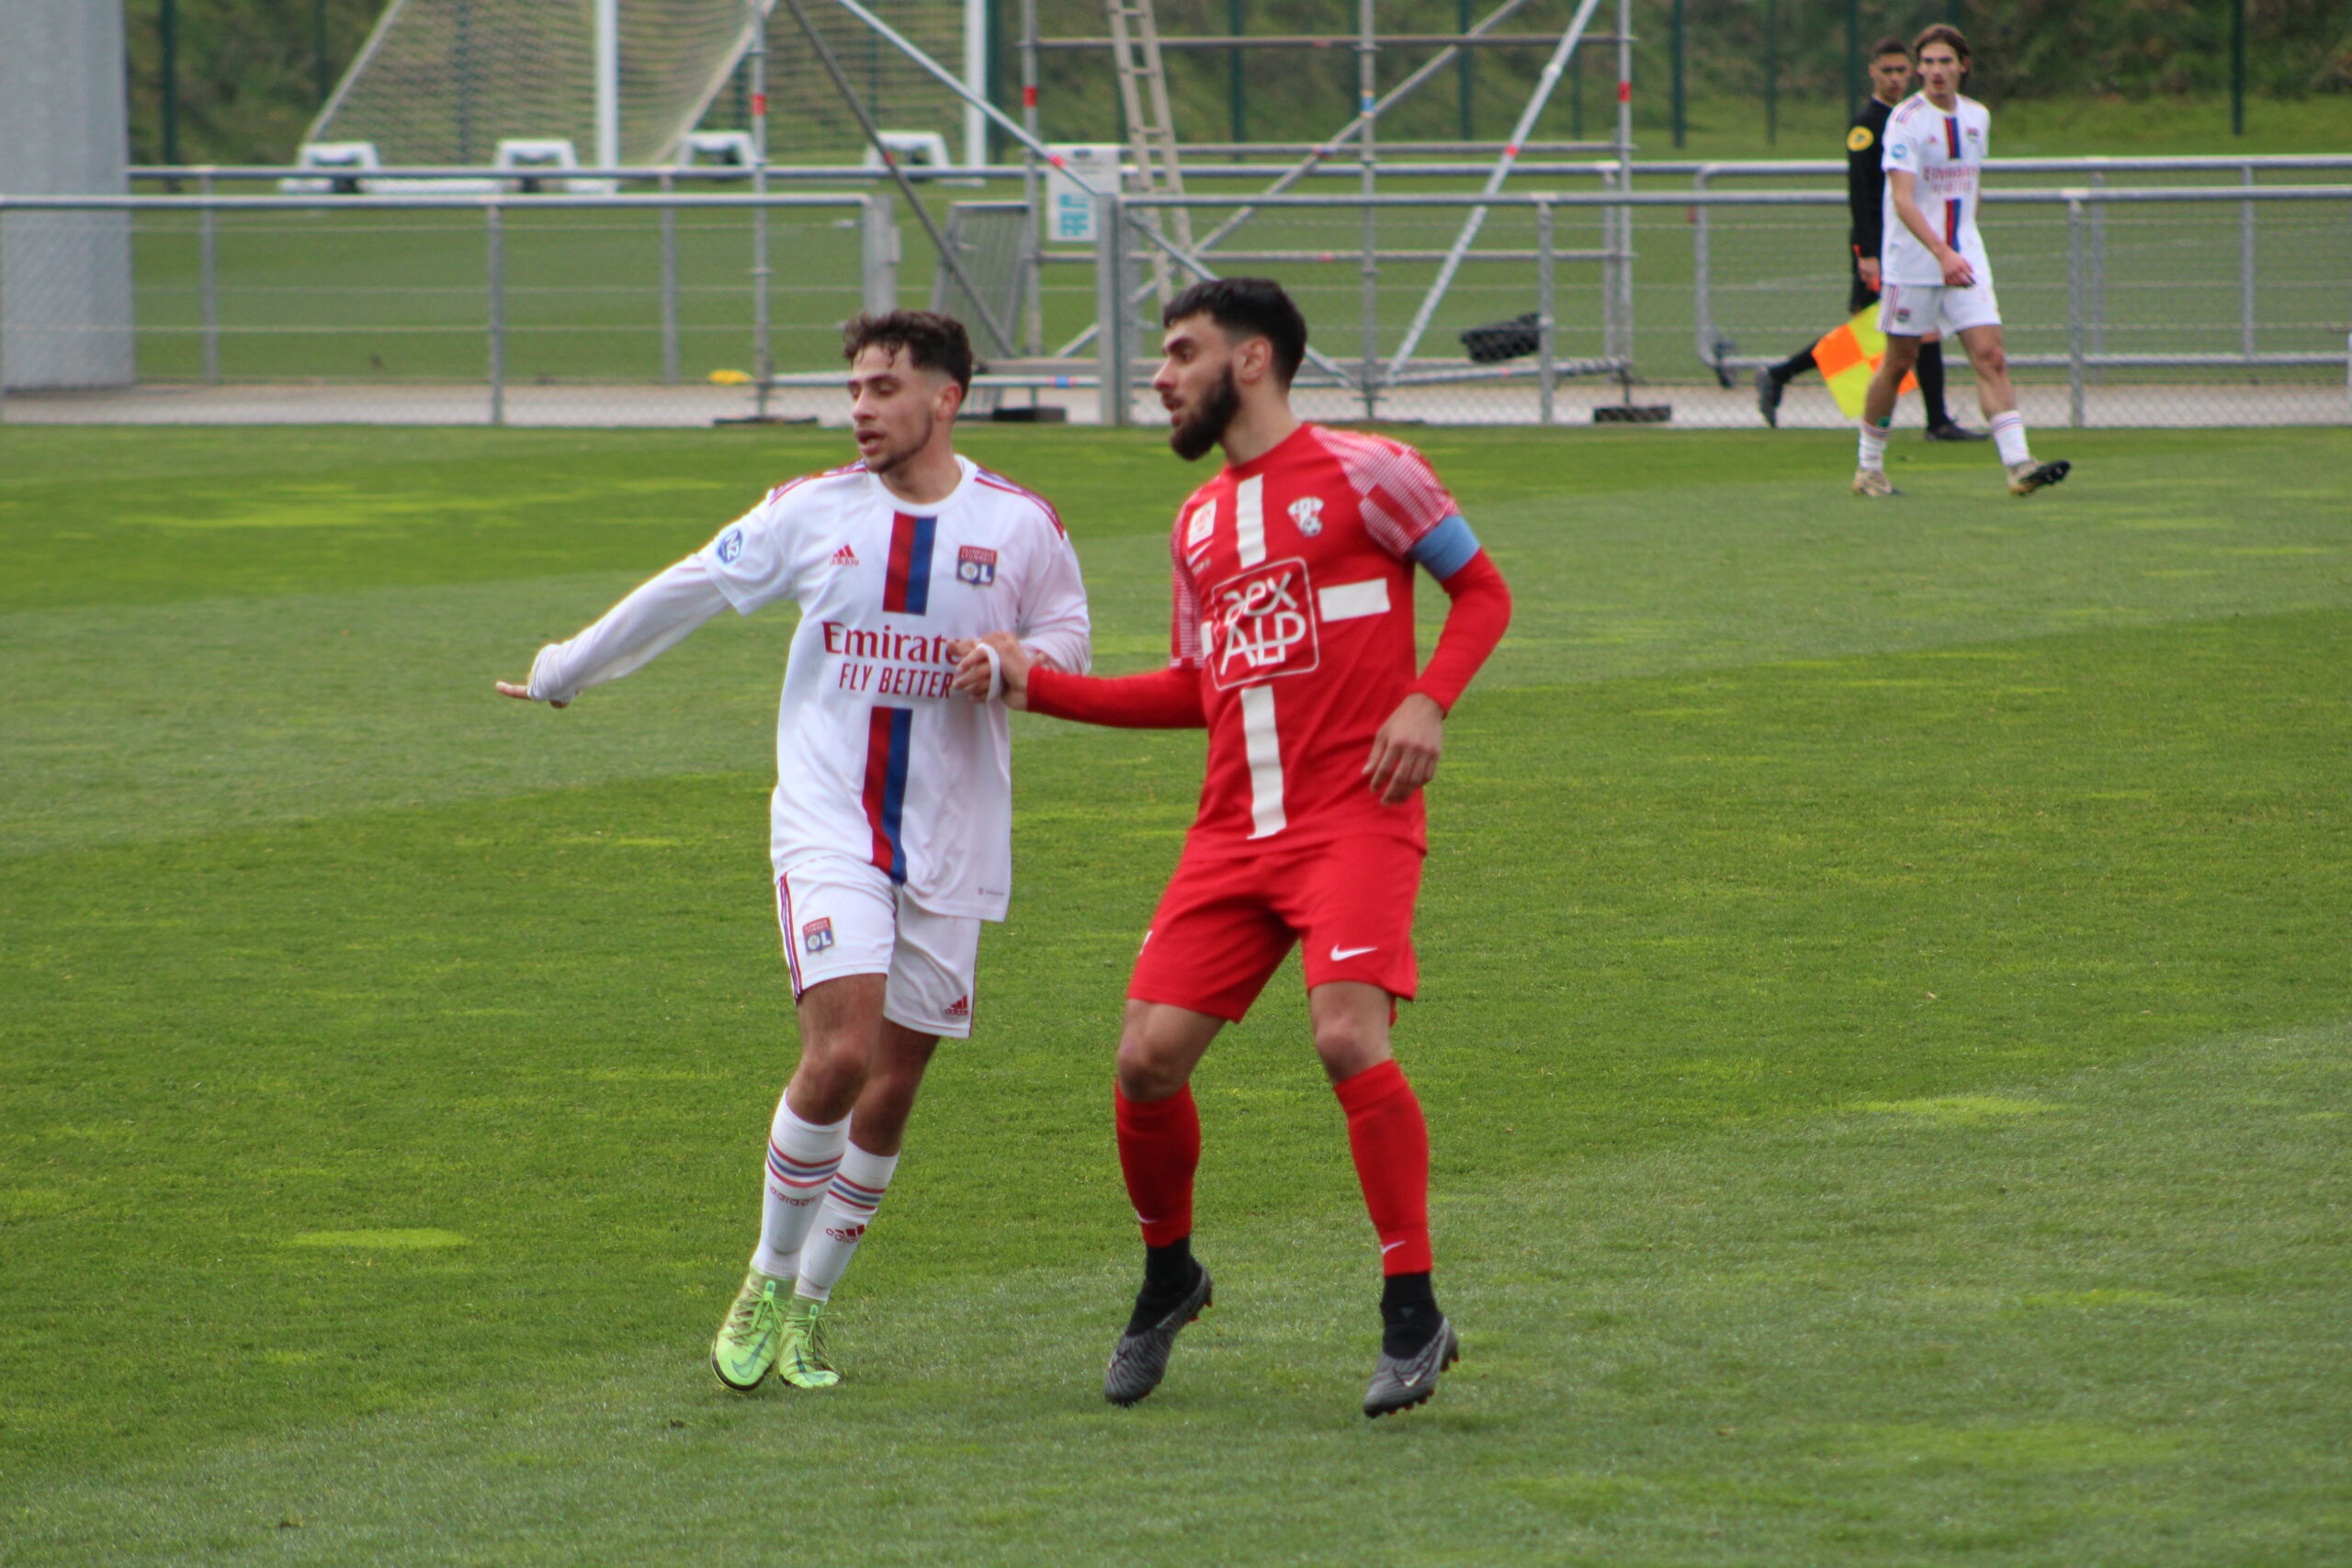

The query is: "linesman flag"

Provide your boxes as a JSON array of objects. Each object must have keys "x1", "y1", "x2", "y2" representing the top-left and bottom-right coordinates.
[{"x1": 1815, "y1": 307, "x2": 1918, "y2": 419}]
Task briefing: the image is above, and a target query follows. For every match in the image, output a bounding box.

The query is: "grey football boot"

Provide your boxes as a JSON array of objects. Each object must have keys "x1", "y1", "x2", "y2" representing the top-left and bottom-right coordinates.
[
  {"x1": 1363, "y1": 1316, "x2": 1461, "y2": 1418},
  {"x1": 1103, "y1": 1265, "x2": 1214, "y2": 1406}
]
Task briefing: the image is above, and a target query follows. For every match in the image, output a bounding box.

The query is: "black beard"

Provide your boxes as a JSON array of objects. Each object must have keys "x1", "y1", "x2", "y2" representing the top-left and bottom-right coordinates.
[{"x1": 1168, "y1": 367, "x2": 1240, "y2": 462}]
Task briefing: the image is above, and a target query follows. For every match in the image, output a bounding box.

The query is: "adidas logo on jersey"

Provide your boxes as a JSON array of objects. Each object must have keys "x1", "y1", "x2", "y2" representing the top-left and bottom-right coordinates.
[
  {"x1": 944, "y1": 994, "x2": 970, "y2": 1019},
  {"x1": 831, "y1": 544, "x2": 859, "y2": 567}
]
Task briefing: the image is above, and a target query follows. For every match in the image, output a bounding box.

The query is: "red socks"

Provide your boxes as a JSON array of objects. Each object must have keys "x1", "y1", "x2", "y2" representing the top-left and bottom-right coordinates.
[
  {"x1": 1117, "y1": 1064, "x2": 1431, "y2": 1277},
  {"x1": 1334, "y1": 1059, "x2": 1432, "y2": 1276},
  {"x1": 1114, "y1": 1085, "x2": 1200, "y2": 1248}
]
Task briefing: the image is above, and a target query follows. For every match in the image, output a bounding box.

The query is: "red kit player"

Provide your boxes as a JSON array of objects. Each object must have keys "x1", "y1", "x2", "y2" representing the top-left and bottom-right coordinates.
[{"x1": 952, "y1": 278, "x2": 1511, "y2": 1416}]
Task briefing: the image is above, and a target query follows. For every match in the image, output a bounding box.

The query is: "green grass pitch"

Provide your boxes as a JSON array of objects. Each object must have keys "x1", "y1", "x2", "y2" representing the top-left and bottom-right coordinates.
[{"x1": 3, "y1": 423, "x2": 2348, "y2": 1564}]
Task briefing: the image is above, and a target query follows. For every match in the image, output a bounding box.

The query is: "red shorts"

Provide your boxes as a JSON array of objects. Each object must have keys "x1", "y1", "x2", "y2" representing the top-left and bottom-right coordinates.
[{"x1": 1128, "y1": 833, "x2": 1424, "y2": 1022}]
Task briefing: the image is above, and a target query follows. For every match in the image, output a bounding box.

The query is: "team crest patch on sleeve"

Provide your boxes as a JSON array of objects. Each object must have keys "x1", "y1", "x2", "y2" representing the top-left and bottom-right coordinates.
[
  {"x1": 956, "y1": 546, "x2": 998, "y2": 586},
  {"x1": 1206, "y1": 558, "x2": 1320, "y2": 690},
  {"x1": 801, "y1": 917, "x2": 835, "y2": 953},
  {"x1": 716, "y1": 526, "x2": 746, "y2": 564}
]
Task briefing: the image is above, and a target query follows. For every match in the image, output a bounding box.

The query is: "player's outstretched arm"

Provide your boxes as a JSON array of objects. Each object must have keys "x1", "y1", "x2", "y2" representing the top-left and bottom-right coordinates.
[
  {"x1": 494, "y1": 555, "x2": 729, "y2": 709},
  {"x1": 948, "y1": 633, "x2": 1204, "y2": 728}
]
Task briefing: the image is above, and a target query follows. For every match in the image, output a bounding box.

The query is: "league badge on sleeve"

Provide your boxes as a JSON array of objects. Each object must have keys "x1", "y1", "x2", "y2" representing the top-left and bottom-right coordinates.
[
  {"x1": 716, "y1": 525, "x2": 746, "y2": 564},
  {"x1": 956, "y1": 546, "x2": 998, "y2": 587}
]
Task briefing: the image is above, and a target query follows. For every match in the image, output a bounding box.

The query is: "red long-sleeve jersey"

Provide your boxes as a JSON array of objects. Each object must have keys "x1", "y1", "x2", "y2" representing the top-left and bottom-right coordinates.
[{"x1": 1028, "y1": 422, "x2": 1510, "y2": 859}]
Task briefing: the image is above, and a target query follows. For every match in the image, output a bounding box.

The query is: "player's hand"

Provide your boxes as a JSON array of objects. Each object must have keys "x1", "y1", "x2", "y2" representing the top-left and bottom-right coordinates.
[
  {"x1": 1937, "y1": 248, "x2": 1975, "y2": 288},
  {"x1": 1364, "y1": 692, "x2": 1444, "y2": 806},
  {"x1": 1858, "y1": 257, "x2": 1882, "y2": 292},
  {"x1": 495, "y1": 680, "x2": 566, "y2": 709},
  {"x1": 947, "y1": 633, "x2": 1032, "y2": 708}
]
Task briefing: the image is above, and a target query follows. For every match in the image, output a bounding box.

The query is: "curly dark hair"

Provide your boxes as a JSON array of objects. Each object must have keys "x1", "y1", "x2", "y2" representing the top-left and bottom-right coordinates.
[
  {"x1": 842, "y1": 310, "x2": 976, "y2": 393},
  {"x1": 1162, "y1": 277, "x2": 1307, "y2": 387}
]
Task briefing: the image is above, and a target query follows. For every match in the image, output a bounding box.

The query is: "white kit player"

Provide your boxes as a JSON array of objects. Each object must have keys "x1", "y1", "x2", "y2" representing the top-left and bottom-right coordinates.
[
  {"x1": 1853, "y1": 25, "x2": 2070, "y2": 500},
  {"x1": 495, "y1": 312, "x2": 1091, "y2": 1393}
]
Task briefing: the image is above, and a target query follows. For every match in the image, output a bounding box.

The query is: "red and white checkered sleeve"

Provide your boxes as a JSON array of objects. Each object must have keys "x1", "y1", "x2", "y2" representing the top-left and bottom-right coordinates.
[{"x1": 1325, "y1": 429, "x2": 1464, "y2": 560}]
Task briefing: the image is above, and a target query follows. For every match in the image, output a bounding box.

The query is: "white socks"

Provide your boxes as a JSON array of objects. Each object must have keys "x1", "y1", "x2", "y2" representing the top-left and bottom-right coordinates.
[
  {"x1": 752, "y1": 1095, "x2": 848, "y2": 1280},
  {"x1": 794, "y1": 1142, "x2": 900, "y2": 1302},
  {"x1": 1990, "y1": 411, "x2": 2031, "y2": 467},
  {"x1": 1857, "y1": 419, "x2": 1891, "y2": 471}
]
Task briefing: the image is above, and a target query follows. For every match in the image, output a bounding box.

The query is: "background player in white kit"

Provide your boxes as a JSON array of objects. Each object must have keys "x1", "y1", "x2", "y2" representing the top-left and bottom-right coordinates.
[
  {"x1": 494, "y1": 312, "x2": 1090, "y2": 1392},
  {"x1": 1853, "y1": 26, "x2": 2071, "y2": 500}
]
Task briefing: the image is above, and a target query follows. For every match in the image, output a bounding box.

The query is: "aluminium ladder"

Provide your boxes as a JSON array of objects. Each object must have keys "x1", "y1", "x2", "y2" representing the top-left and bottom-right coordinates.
[{"x1": 1102, "y1": 0, "x2": 1193, "y2": 301}]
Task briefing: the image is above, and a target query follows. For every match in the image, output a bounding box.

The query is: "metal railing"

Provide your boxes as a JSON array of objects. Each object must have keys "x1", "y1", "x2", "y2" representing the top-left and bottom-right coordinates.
[
  {"x1": 4, "y1": 162, "x2": 2345, "y2": 429},
  {"x1": 0, "y1": 188, "x2": 896, "y2": 424}
]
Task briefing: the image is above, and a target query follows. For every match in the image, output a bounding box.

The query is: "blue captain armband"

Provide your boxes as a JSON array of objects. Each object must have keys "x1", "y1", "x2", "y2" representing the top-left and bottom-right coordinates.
[{"x1": 1408, "y1": 515, "x2": 1482, "y2": 581}]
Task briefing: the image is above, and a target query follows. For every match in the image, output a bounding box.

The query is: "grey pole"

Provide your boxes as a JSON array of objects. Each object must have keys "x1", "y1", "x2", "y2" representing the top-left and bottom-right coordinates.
[
  {"x1": 1536, "y1": 197, "x2": 1555, "y2": 424},
  {"x1": 2088, "y1": 170, "x2": 2106, "y2": 382},
  {"x1": 749, "y1": 0, "x2": 772, "y2": 418},
  {"x1": 2240, "y1": 164, "x2": 2256, "y2": 360},
  {"x1": 861, "y1": 191, "x2": 899, "y2": 313},
  {"x1": 1358, "y1": 0, "x2": 1380, "y2": 418},
  {"x1": 1690, "y1": 165, "x2": 1711, "y2": 368},
  {"x1": 2065, "y1": 195, "x2": 2085, "y2": 429},
  {"x1": 1094, "y1": 190, "x2": 1129, "y2": 425},
  {"x1": 199, "y1": 169, "x2": 220, "y2": 384},
  {"x1": 1021, "y1": 0, "x2": 1043, "y2": 353},
  {"x1": 660, "y1": 168, "x2": 680, "y2": 385},
  {"x1": 487, "y1": 201, "x2": 506, "y2": 427}
]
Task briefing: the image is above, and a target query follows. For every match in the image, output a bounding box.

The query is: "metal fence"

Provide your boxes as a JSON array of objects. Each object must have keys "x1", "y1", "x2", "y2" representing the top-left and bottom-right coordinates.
[{"x1": 2, "y1": 157, "x2": 2346, "y2": 428}]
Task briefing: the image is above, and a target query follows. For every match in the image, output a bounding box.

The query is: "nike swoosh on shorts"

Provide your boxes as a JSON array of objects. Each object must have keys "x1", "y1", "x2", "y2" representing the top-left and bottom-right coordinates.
[{"x1": 1330, "y1": 945, "x2": 1378, "y2": 961}]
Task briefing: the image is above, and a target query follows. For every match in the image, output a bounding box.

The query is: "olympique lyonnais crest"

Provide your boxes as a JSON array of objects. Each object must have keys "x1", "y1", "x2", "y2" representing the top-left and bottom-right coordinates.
[
  {"x1": 802, "y1": 917, "x2": 835, "y2": 953},
  {"x1": 956, "y1": 546, "x2": 998, "y2": 586},
  {"x1": 1207, "y1": 558, "x2": 1320, "y2": 691}
]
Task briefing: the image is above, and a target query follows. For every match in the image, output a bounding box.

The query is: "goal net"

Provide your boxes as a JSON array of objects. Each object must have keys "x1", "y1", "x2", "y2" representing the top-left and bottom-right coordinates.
[{"x1": 309, "y1": 0, "x2": 971, "y2": 167}]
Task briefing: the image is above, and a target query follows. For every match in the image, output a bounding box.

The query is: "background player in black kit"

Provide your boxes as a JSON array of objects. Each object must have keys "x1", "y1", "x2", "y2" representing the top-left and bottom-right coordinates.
[{"x1": 1755, "y1": 37, "x2": 1984, "y2": 441}]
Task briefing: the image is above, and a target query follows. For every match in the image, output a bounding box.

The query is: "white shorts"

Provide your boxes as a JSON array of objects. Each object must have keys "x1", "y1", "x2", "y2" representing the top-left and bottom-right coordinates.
[
  {"x1": 774, "y1": 855, "x2": 981, "y2": 1038},
  {"x1": 1879, "y1": 275, "x2": 2001, "y2": 338}
]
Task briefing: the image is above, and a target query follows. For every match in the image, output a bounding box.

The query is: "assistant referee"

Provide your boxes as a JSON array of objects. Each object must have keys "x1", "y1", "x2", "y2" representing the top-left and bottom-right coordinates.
[{"x1": 1755, "y1": 36, "x2": 1984, "y2": 439}]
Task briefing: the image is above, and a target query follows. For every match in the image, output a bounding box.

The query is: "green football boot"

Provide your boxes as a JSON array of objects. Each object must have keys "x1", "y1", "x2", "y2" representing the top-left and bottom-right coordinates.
[
  {"x1": 776, "y1": 1295, "x2": 841, "y2": 1390},
  {"x1": 711, "y1": 1269, "x2": 788, "y2": 1392}
]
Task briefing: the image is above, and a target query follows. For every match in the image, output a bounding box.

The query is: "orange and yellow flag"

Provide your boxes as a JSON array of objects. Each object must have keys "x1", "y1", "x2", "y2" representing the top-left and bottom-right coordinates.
[{"x1": 1815, "y1": 306, "x2": 1917, "y2": 420}]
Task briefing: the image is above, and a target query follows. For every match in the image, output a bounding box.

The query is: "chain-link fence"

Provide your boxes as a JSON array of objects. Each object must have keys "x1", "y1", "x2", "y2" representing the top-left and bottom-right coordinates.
[
  {"x1": 4, "y1": 158, "x2": 2346, "y2": 427},
  {"x1": 0, "y1": 183, "x2": 893, "y2": 426}
]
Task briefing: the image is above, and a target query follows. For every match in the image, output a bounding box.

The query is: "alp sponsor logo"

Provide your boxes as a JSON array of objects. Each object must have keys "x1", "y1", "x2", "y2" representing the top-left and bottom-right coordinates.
[
  {"x1": 1207, "y1": 558, "x2": 1320, "y2": 690},
  {"x1": 802, "y1": 917, "x2": 835, "y2": 953},
  {"x1": 716, "y1": 526, "x2": 746, "y2": 564},
  {"x1": 1288, "y1": 495, "x2": 1325, "y2": 536},
  {"x1": 956, "y1": 546, "x2": 998, "y2": 586}
]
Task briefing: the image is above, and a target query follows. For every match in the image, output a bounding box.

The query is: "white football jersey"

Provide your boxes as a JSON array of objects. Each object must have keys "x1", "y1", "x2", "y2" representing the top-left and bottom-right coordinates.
[
  {"x1": 1879, "y1": 93, "x2": 1993, "y2": 286},
  {"x1": 701, "y1": 456, "x2": 1091, "y2": 921}
]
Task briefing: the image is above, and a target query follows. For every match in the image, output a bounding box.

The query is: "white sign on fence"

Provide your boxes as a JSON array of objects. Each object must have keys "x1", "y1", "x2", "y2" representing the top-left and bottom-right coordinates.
[{"x1": 1045, "y1": 145, "x2": 1121, "y2": 243}]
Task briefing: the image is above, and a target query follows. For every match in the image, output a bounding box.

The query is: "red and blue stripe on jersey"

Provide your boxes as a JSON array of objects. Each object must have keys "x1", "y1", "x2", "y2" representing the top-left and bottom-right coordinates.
[
  {"x1": 1945, "y1": 198, "x2": 1962, "y2": 247},
  {"x1": 861, "y1": 705, "x2": 915, "y2": 882},
  {"x1": 882, "y1": 513, "x2": 937, "y2": 615}
]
